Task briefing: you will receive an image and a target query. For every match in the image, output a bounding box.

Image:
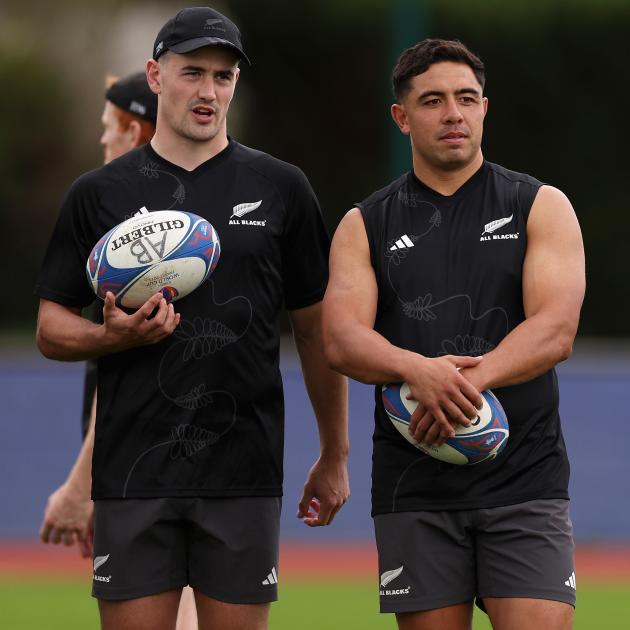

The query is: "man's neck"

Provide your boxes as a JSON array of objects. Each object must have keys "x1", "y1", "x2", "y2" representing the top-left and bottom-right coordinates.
[
  {"x1": 412, "y1": 152, "x2": 484, "y2": 196},
  {"x1": 150, "y1": 129, "x2": 229, "y2": 172}
]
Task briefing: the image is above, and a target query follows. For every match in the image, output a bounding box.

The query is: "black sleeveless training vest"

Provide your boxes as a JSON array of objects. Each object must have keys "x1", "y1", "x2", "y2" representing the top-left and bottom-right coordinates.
[{"x1": 358, "y1": 161, "x2": 570, "y2": 515}]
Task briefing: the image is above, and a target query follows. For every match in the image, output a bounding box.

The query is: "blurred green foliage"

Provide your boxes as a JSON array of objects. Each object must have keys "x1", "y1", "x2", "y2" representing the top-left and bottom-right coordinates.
[
  {"x1": 428, "y1": 8, "x2": 629, "y2": 335},
  {"x1": 2, "y1": 0, "x2": 628, "y2": 335},
  {"x1": 0, "y1": 42, "x2": 72, "y2": 329}
]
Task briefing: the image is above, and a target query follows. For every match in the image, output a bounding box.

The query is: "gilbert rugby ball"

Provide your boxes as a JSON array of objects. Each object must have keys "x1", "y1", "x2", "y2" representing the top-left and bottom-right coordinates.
[
  {"x1": 86, "y1": 210, "x2": 220, "y2": 308},
  {"x1": 381, "y1": 382, "x2": 509, "y2": 465}
]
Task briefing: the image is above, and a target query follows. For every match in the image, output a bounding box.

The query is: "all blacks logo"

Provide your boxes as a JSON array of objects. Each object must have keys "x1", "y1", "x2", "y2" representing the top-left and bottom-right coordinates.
[{"x1": 379, "y1": 586, "x2": 411, "y2": 596}]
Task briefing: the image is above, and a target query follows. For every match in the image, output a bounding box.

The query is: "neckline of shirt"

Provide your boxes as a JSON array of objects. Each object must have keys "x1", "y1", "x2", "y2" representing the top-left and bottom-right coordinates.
[
  {"x1": 145, "y1": 137, "x2": 237, "y2": 176},
  {"x1": 407, "y1": 160, "x2": 488, "y2": 201}
]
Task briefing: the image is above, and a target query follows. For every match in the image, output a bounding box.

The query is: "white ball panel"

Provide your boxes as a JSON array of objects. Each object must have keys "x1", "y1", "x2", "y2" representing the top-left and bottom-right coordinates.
[
  {"x1": 105, "y1": 211, "x2": 192, "y2": 270},
  {"x1": 119, "y1": 257, "x2": 208, "y2": 308}
]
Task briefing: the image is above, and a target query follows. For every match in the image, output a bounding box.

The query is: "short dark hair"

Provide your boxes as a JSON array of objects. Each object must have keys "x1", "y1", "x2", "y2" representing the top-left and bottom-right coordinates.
[{"x1": 392, "y1": 38, "x2": 485, "y2": 101}]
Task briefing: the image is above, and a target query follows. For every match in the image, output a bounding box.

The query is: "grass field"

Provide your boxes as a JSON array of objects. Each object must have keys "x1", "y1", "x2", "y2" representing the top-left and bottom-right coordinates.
[{"x1": 1, "y1": 578, "x2": 629, "y2": 629}]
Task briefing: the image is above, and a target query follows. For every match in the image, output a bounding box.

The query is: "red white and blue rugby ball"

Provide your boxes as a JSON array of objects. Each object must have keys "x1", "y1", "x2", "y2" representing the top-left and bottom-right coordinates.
[
  {"x1": 86, "y1": 210, "x2": 220, "y2": 308},
  {"x1": 381, "y1": 382, "x2": 509, "y2": 465}
]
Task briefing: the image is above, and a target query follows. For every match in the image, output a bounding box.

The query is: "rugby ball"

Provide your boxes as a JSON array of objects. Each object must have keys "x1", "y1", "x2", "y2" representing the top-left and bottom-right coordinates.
[
  {"x1": 86, "y1": 210, "x2": 220, "y2": 308},
  {"x1": 381, "y1": 383, "x2": 509, "y2": 465}
]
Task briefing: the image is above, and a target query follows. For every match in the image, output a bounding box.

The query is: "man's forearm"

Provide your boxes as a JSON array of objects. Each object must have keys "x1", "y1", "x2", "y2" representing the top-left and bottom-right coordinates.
[
  {"x1": 37, "y1": 300, "x2": 109, "y2": 361},
  {"x1": 65, "y1": 394, "x2": 96, "y2": 497},
  {"x1": 463, "y1": 312, "x2": 577, "y2": 391},
  {"x1": 323, "y1": 318, "x2": 423, "y2": 386},
  {"x1": 294, "y1": 331, "x2": 349, "y2": 457}
]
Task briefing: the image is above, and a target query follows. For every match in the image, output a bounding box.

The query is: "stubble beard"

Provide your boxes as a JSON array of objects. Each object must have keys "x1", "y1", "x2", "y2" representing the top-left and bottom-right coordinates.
[
  {"x1": 174, "y1": 108, "x2": 225, "y2": 144},
  {"x1": 422, "y1": 137, "x2": 480, "y2": 172}
]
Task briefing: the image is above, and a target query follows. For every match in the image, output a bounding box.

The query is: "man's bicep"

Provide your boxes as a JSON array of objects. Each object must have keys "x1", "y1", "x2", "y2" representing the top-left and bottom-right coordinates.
[
  {"x1": 323, "y1": 208, "x2": 378, "y2": 328},
  {"x1": 523, "y1": 186, "x2": 585, "y2": 322}
]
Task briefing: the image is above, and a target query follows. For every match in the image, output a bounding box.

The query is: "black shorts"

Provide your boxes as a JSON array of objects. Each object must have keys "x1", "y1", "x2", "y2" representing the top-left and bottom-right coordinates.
[
  {"x1": 374, "y1": 498, "x2": 576, "y2": 614},
  {"x1": 92, "y1": 496, "x2": 281, "y2": 603}
]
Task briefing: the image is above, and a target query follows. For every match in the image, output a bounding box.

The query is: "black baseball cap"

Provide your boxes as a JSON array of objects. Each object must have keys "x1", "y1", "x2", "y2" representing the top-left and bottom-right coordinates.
[
  {"x1": 105, "y1": 72, "x2": 157, "y2": 126},
  {"x1": 153, "y1": 7, "x2": 250, "y2": 65}
]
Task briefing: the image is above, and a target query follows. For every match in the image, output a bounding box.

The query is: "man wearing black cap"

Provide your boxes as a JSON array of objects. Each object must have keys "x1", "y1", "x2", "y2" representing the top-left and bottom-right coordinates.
[
  {"x1": 35, "y1": 7, "x2": 349, "y2": 630},
  {"x1": 101, "y1": 72, "x2": 158, "y2": 164}
]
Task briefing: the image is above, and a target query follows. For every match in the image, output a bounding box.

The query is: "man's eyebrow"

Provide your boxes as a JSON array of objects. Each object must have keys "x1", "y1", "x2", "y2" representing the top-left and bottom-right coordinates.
[
  {"x1": 418, "y1": 87, "x2": 481, "y2": 99},
  {"x1": 455, "y1": 87, "x2": 481, "y2": 96}
]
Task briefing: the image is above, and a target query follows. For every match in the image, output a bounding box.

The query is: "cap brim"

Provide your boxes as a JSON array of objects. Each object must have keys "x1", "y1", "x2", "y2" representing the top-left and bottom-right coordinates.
[{"x1": 169, "y1": 37, "x2": 251, "y2": 65}]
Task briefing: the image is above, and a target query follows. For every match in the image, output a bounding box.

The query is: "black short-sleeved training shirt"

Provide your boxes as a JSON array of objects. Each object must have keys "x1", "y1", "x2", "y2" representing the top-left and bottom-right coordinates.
[
  {"x1": 36, "y1": 140, "x2": 330, "y2": 499},
  {"x1": 358, "y1": 161, "x2": 570, "y2": 515}
]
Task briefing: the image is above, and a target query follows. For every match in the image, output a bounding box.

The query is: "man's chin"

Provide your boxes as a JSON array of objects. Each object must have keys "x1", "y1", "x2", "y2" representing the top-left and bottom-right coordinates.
[
  {"x1": 180, "y1": 125, "x2": 220, "y2": 143},
  {"x1": 433, "y1": 149, "x2": 477, "y2": 171}
]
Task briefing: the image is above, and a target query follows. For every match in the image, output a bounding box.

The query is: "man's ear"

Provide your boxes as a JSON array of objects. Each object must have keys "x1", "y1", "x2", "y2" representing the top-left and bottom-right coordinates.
[
  {"x1": 391, "y1": 102, "x2": 410, "y2": 135},
  {"x1": 146, "y1": 59, "x2": 161, "y2": 95},
  {"x1": 128, "y1": 120, "x2": 142, "y2": 147}
]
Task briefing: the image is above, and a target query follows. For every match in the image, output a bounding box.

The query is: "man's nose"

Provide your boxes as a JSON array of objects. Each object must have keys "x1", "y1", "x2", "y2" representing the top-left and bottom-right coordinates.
[
  {"x1": 198, "y1": 77, "x2": 216, "y2": 100},
  {"x1": 443, "y1": 98, "x2": 463, "y2": 123}
]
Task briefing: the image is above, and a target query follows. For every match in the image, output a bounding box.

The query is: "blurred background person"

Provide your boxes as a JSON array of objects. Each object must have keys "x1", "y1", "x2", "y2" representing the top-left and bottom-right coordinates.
[
  {"x1": 39, "y1": 70, "x2": 158, "y2": 557},
  {"x1": 39, "y1": 69, "x2": 157, "y2": 557}
]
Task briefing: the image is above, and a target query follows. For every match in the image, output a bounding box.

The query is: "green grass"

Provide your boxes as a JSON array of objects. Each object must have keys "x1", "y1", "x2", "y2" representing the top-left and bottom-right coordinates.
[
  {"x1": 0, "y1": 578, "x2": 98, "y2": 630},
  {"x1": 1, "y1": 578, "x2": 628, "y2": 629}
]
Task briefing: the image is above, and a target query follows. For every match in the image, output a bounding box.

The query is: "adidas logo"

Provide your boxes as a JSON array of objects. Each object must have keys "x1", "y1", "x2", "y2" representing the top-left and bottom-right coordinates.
[
  {"x1": 564, "y1": 571, "x2": 576, "y2": 590},
  {"x1": 124, "y1": 206, "x2": 150, "y2": 221},
  {"x1": 389, "y1": 234, "x2": 414, "y2": 251},
  {"x1": 262, "y1": 567, "x2": 278, "y2": 585}
]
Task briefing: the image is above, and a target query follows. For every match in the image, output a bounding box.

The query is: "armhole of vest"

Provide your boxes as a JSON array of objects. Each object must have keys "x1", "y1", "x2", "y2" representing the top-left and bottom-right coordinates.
[
  {"x1": 357, "y1": 204, "x2": 378, "y2": 271},
  {"x1": 517, "y1": 179, "x2": 542, "y2": 228}
]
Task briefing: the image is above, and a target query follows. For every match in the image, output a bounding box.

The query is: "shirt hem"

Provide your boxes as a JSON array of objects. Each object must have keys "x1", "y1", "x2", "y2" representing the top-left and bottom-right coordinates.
[
  {"x1": 371, "y1": 490, "x2": 570, "y2": 516},
  {"x1": 92, "y1": 488, "x2": 283, "y2": 500}
]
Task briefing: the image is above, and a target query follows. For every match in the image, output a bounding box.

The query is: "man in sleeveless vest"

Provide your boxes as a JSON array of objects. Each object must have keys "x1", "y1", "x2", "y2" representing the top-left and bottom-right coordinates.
[
  {"x1": 322, "y1": 39, "x2": 584, "y2": 630},
  {"x1": 35, "y1": 7, "x2": 349, "y2": 630}
]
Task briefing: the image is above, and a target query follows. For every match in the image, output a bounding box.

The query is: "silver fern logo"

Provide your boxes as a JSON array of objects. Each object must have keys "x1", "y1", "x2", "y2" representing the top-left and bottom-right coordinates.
[
  {"x1": 379, "y1": 566, "x2": 411, "y2": 596},
  {"x1": 483, "y1": 214, "x2": 513, "y2": 235},
  {"x1": 231, "y1": 200, "x2": 262, "y2": 219},
  {"x1": 380, "y1": 566, "x2": 403, "y2": 588},
  {"x1": 480, "y1": 214, "x2": 519, "y2": 242},
  {"x1": 229, "y1": 200, "x2": 266, "y2": 227},
  {"x1": 93, "y1": 554, "x2": 110, "y2": 572},
  {"x1": 93, "y1": 554, "x2": 112, "y2": 582}
]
